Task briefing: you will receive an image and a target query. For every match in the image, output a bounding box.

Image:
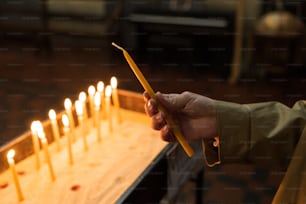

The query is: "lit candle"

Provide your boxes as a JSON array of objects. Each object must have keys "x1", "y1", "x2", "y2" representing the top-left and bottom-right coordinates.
[
  {"x1": 79, "y1": 91, "x2": 89, "y2": 135},
  {"x1": 75, "y1": 100, "x2": 88, "y2": 151},
  {"x1": 110, "y1": 76, "x2": 122, "y2": 124},
  {"x1": 48, "y1": 109, "x2": 61, "y2": 151},
  {"x1": 112, "y1": 42, "x2": 194, "y2": 157},
  {"x1": 97, "y1": 81, "x2": 105, "y2": 115},
  {"x1": 36, "y1": 121, "x2": 56, "y2": 181},
  {"x1": 7, "y1": 149, "x2": 24, "y2": 201},
  {"x1": 64, "y1": 98, "x2": 76, "y2": 142},
  {"x1": 105, "y1": 85, "x2": 112, "y2": 133},
  {"x1": 64, "y1": 98, "x2": 75, "y2": 130},
  {"x1": 94, "y1": 92, "x2": 102, "y2": 142},
  {"x1": 62, "y1": 114, "x2": 74, "y2": 165},
  {"x1": 30, "y1": 121, "x2": 40, "y2": 169},
  {"x1": 78, "y1": 91, "x2": 88, "y2": 119},
  {"x1": 88, "y1": 85, "x2": 96, "y2": 126}
]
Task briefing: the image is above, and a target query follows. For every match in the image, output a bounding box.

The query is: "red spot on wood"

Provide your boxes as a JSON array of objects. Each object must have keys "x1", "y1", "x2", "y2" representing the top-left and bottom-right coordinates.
[
  {"x1": 71, "y1": 184, "x2": 81, "y2": 191},
  {"x1": 0, "y1": 182, "x2": 8, "y2": 189},
  {"x1": 17, "y1": 171, "x2": 25, "y2": 176}
]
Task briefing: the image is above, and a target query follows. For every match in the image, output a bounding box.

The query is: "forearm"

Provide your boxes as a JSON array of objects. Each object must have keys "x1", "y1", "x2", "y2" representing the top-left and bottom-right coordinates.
[{"x1": 203, "y1": 100, "x2": 306, "y2": 169}]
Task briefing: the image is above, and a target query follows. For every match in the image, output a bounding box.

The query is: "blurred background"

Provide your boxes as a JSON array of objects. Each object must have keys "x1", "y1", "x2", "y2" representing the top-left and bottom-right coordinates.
[{"x1": 0, "y1": 0, "x2": 306, "y2": 203}]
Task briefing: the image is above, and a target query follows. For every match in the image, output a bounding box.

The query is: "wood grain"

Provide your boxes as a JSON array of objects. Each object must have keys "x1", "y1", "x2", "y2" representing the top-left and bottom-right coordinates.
[{"x1": 0, "y1": 109, "x2": 166, "y2": 204}]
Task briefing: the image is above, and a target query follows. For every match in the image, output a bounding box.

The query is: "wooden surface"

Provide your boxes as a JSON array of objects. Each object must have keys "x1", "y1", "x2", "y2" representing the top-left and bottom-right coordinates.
[
  {"x1": 0, "y1": 109, "x2": 167, "y2": 204},
  {"x1": 0, "y1": 89, "x2": 146, "y2": 173}
]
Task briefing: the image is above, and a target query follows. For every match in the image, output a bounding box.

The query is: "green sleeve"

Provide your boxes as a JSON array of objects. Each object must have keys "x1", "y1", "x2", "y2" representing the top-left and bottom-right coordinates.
[{"x1": 203, "y1": 100, "x2": 306, "y2": 169}]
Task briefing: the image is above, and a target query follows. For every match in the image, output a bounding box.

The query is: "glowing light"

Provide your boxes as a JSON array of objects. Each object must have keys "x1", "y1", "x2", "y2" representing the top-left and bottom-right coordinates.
[
  {"x1": 48, "y1": 109, "x2": 56, "y2": 120},
  {"x1": 105, "y1": 85, "x2": 112, "y2": 98},
  {"x1": 31, "y1": 121, "x2": 38, "y2": 133},
  {"x1": 97, "y1": 81, "x2": 104, "y2": 92},
  {"x1": 94, "y1": 92, "x2": 101, "y2": 107},
  {"x1": 36, "y1": 121, "x2": 45, "y2": 139},
  {"x1": 62, "y1": 114, "x2": 70, "y2": 127},
  {"x1": 75, "y1": 100, "x2": 83, "y2": 116},
  {"x1": 64, "y1": 98, "x2": 72, "y2": 110},
  {"x1": 79, "y1": 92, "x2": 87, "y2": 102},
  {"x1": 110, "y1": 76, "x2": 117, "y2": 89},
  {"x1": 88, "y1": 85, "x2": 96, "y2": 96},
  {"x1": 7, "y1": 149, "x2": 15, "y2": 160}
]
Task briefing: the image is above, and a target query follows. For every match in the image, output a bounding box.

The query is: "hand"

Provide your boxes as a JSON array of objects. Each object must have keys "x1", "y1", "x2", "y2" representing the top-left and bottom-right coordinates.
[{"x1": 144, "y1": 91, "x2": 217, "y2": 142}]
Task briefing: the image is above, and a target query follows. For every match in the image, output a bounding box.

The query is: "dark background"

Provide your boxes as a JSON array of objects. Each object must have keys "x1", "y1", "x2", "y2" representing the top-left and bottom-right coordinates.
[{"x1": 0, "y1": 0, "x2": 306, "y2": 203}]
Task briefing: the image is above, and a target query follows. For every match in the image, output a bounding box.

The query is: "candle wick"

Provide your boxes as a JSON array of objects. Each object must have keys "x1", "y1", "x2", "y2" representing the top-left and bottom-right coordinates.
[{"x1": 111, "y1": 42, "x2": 124, "y2": 52}]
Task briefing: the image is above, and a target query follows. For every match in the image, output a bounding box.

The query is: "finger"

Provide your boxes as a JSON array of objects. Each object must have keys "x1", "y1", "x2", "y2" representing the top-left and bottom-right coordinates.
[
  {"x1": 160, "y1": 125, "x2": 177, "y2": 142},
  {"x1": 145, "y1": 99, "x2": 158, "y2": 116},
  {"x1": 156, "y1": 92, "x2": 192, "y2": 112},
  {"x1": 143, "y1": 91, "x2": 151, "y2": 102},
  {"x1": 151, "y1": 111, "x2": 166, "y2": 130}
]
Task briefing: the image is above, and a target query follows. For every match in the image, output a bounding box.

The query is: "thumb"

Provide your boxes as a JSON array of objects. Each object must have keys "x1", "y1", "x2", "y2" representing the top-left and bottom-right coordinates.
[{"x1": 156, "y1": 92, "x2": 190, "y2": 112}]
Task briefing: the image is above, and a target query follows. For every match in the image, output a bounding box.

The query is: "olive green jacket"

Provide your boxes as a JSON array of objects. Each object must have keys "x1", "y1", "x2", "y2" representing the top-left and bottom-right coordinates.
[{"x1": 203, "y1": 100, "x2": 306, "y2": 203}]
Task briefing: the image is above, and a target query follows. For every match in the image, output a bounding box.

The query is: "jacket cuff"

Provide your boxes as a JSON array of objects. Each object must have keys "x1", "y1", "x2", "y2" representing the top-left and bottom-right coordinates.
[{"x1": 202, "y1": 100, "x2": 251, "y2": 166}]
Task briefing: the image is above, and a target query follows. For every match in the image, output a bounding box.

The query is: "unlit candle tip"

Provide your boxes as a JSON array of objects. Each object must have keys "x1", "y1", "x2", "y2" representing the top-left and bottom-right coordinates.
[{"x1": 111, "y1": 42, "x2": 124, "y2": 51}]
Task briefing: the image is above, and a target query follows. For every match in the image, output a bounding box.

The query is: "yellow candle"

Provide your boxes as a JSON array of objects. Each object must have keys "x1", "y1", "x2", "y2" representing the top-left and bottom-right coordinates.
[
  {"x1": 105, "y1": 85, "x2": 112, "y2": 133},
  {"x1": 36, "y1": 122, "x2": 56, "y2": 181},
  {"x1": 110, "y1": 76, "x2": 122, "y2": 124},
  {"x1": 64, "y1": 98, "x2": 76, "y2": 142},
  {"x1": 78, "y1": 91, "x2": 88, "y2": 119},
  {"x1": 112, "y1": 42, "x2": 194, "y2": 157},
  {"x1": 7, "y1": 149, "x2": 24, "y2": 201},
  {"x1": 94, "y1": 92, "x2": 102, "y2": 142},
  {"x1": 97, "y1": 81, "x2": 105, "y2": 115},
  {"x1": 75, "y1": 100, "x2": 88, "y2": 151},
  {"x1": 48, "y1": 109, "x2": 61, "y2": 151},
  {"x1": 62, "y1": 114, "x2": 74, "y2": 165},
  {"x1": 64, "y1": 98, "x2": 75, "y2": 130},
  {"x1": 88, "y1": 85, "x2": 96, "y2": 126},
  {"x1": 30, "y1": 121, "x2": 40, "y2": 169}
]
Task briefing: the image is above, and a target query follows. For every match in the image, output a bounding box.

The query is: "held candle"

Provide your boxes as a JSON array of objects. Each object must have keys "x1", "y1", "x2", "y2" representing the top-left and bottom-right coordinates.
[
  {"x1": 7, "y1": 149, "x2": 24, "y2": 201},
  {"x1": 112, "y1": 42, "x2": 194, "y2": 157}
]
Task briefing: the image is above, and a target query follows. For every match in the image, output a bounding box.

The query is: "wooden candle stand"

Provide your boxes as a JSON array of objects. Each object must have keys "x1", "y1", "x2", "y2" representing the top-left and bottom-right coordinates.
[{"x1": 0, "y1": 90, "x2": 204, "y2": 204}]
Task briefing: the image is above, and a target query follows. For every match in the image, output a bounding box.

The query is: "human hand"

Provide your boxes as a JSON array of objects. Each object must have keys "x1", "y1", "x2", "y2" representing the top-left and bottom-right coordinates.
[{"x1": 144, "y1": 91, "x2": 217, "y2": 142}]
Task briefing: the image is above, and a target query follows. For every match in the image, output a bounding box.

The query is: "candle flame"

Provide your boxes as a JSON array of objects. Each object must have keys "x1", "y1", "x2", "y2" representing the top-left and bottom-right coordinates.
[
  {"x1": 37, "y1": 130, "x2": 46, "y2": 139},
  {"x1": 75, "y1": 100, "x2": 83, "y2": 116},
  {"x1": 31, "y1": 121, "x2": 38, "y2": 133},
  {"x1": 79, "y1": 91, "x2": 87, "y2": 102},
  {"x1": 36, "y1": 121, "x2": 45, "y2": 139},
  {"x1": 62, "y1": 114, "x2": 69, "y2": 127},
  {"x1": 7, "y1": 149, "x2": 15, "y2": 160},
  {"x1": 94, "y1": 92, "x2": 101, "y2": 107},
  {"x1": 110, "y1": 76, "x2": 117, "y2": 89},
  {"x1": 88, "y1": 85, "x2": 96, "y2": 96},
  {"x1": 64, "y1": 98, "x2": 72, "y2": 110},
  {"x1": 97, "y1": 81, "x2": 104, "y2": 92},
  {"x1": 48, "y1": 109, "x2": 56, "y2": 120},
  {"x1": 105, "y1": 85, "x2": 112, "y2": 98}
]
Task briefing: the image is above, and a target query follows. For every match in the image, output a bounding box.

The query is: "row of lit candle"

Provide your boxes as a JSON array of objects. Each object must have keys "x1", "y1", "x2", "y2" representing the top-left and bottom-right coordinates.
[{"x1": 6, "y1": 77, "x2": 121, "y2": 201}]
